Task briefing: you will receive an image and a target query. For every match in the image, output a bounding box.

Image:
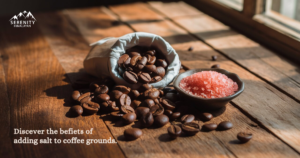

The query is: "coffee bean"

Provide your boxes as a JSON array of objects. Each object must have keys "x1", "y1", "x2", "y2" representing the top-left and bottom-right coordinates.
[
  {"x1": 181, "y1": 114, "x2": 195, "y2": 124},
  {"x1": 130, "y1": 55, "x2": 141, "y2": 67},
  {"x1": 124, "y1": 57, "x2": 131, "y2": 68},
  {"x1": 164, "y1": 110, "x2": 173, "y2": 117},
  {"x1": 144, "y1": 88, "x2": 160, "y2": 99},
  {"x1": 212, "y1": 55, "x2": 218, "y2": 61},
  {"x1": 129, "y1": 90, "x2": 140, "y2": 99},
  {"x1": 168, "y1": 125, "x2": 182, "y2": 139},
  {"x1": 154, "y1": 66, "x2": 166, "y2": 77},
  {"x1": 110, "y1": 90, "x2": 123, "y2": 101},
  {"x1": 72, "y1": 79, "x2": 90, "y2": 89},
  {"x1": 164, "y1": 92, "x2": 179, "y2": 102},
  {"x1": 128, "y1": 51, "x2": 141, "y2": 57},
  {"x1": 95, "y1": 85, "x2": 109, "y2": 94},
  {"x1": 156, "y1": 59, "x2": 168, "y2": 68},
  {"x1": 150, "y1": 104, "x2": 164, "y2": 116},
  {"x1": 120, "y1": 105, "x2": 135, "y2": 114},
  {"x1": 82, "y1": 101, "x2": 100, "y2": 114},
  {"x1": 110, "y1": 111, "x2": 124, "y2": 120},
  {"x1": 109, "y1": 101, "x2": 119, "y2": 111},
  {"x1": 141, "y1": 112, "x2": 154, "y2": 127},
  {"x1": 124, "y1": 128, "x2": 143, "y2": 140},
  {"x1": 123, "y1": 71, "x2": 138, "y2": 84},
  {"x1": 188, "y1": 46, "x2": 193, "y2": 51},
  {"x1": 150, "y1": 76, "x2": 162, "y2": 83},
  {"x1": 199, "y1": 113, "x2": 213, "y2": 121},
  {"x1": 114, "y1": 85, "x2": 131, "y2": 94},
  {"x1": 89, "y1": 81, "x2": 101, "y2": 92},
  {"x1": 135, "y1": 107, "x2": 150, "y2": 119},
  {"x1": 182, "y1": 122, "x2": 200, "y2": 136},
  {"x1": 96, "y1": 94, "x2": 110, "y2": 102},
  {"x1": 145, "y1": 50, "x2": 156, "y2": 56},
  {"x1": 139, "y1": 84, "x2": 153, "y2": 92},
  {"x1": 154, "y1": 114, "x2": 169, "y2": 127},
  {"x1": 139, "y1": 72, "x2": 151, "y2": 83},
  {"x1": 211, "y1": 64, "x2": 220, "y2": 68},
  {"x1": 237, "y1": 132, "x2": 252, "y2": 143},
  {"x1": 146, "y1": 54, "x2": 156, "y2": 65},
  {"x1": 101, "y1": 100, "x2": 111, "y2": 108},
  {"x1": 130, "y1": 100, "x2": 141, "y2": 109},
  {"x1": 170, "y1": 112, "x2": 181, "y2": 120},
  {"x1": 80, "y1": 96, "x2": 92, "y2": 104},
  {"x1": 218, "y1": 121, "x2": 233, "y2": 130},
  {"x1": 118, "y1": 54, "x2": 130, "y2": 68},
  {"x1": 77, "y1": 92, "x2": 91, "y2": 102},
  {"x1": 71, "y1": 90, "x2": 81, "y2": 101},
  {"x1": 202, "y1": 123, "x2": 218, "y2": 131},
  {"x1": 161, "y1": 98, "x2": 176, "y2": 111},
  {"x1": 70, "y1": 105, "x2": 83, "y2": 116},
  {"x1": 122, "y1": 113, "x2": 137, "y2": 124},
  {"x1": 144, "y1": 65, "x2": 157, "y2": 74},
  {"x1": 142, "y1": 99, "x2": 155, "y2": 108},
  {"x1": 119, "y1": 94, "x2": 131, "y2": 107}
]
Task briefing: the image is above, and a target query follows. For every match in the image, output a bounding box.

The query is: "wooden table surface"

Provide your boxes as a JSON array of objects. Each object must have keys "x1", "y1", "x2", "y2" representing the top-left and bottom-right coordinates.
[{"x1": 1, "y1": 1, "x2": 300, "y2": 158}]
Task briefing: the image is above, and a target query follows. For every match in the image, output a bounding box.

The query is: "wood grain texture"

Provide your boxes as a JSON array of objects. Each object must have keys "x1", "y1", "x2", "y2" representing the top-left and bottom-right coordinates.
[{"x1": 0, "y1": 19, "x2": 125, "y2": 158}]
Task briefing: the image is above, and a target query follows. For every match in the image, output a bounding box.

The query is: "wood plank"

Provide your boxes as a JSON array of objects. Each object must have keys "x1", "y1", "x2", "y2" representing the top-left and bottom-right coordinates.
[
  {"x1": 0, "y1": 17, "x2": 125, "y2": 158},
  {"x1": 109, "y1": 4, "x2": 299, "y2": 157},
  {"x1": 147, "y1": 1, "x2": 300, "y2": 153}
]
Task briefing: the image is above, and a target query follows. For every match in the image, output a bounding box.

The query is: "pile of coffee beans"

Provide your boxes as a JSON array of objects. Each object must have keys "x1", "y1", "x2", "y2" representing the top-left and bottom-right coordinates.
[
  {"x1": 69, "y1": 77, "x2": 251, "y2": 143},
  {"x1": 118, "y1": 46, "x2": 168, "y2": 84}
]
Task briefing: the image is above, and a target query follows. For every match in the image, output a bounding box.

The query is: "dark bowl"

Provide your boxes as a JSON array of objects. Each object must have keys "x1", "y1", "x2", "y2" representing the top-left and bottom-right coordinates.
[{"x1": 173, "y1": 68, "x2": 244, "y2": 110}]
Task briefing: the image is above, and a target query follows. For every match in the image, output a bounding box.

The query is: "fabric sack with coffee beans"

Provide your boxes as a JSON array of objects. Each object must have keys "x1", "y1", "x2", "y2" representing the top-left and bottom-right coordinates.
[{"x1": 84, "y1": 32, "x2": 181, "y2": 89}]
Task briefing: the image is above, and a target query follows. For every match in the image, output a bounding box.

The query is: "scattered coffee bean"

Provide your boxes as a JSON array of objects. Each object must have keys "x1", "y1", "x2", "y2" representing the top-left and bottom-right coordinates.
[
  {"x1": 139, "y1": 72, "x2": 151, "y2": 83},
  {"x1": 77, "y1": 92, "x2": 91, "y2": 102},
  {"x1": 218, "y1": 121, "x2": 233, "y2": 130},
  {"x1": 82, "y1": 101, "x2": 100, "y2": 114},
  {"x1": 150, "y1": 104, "x2": 164, "y2": 116},
  {"x1": 95, "y1": 85, "x2": 109, "y2": 94},
  {"x1": 237, "y1": 132, "x2": 252, "y2": 143},
  {"x1": 168, "y1": 125, "x2": 182, "y2": 139},
  {"x1": 122, "y1": 113, "x2": 137, "y2": 124},
  {"x1": 109, "y1": 101, "x2": 119, "y2": 111},
  {"x1": 130, "y1": 100, "x2": 141, "y2": 109},
  {"x1": 156, "y1": 59, "x2": 168, "y2": 68},
  {"x1": 123, "y1": 71, "x2": 138, "y2": 84},
  {"x1": 145, "y1": 50, "x2": 156, "y2": 56},
  {"x1": 199, "y1": 113, "x2": 213, "y2": 121},
  {"x1": 110, "y1": 90, "x2": 123, "y2": 101},
  {"x1": 72, "y1": 90, "x2": 81, "y2": 101},
  {"x1": 136, "y1": 56, "x2": 147, "y2": 70},
  {"x1": 124, "y1": 128, "x2": 143, "y2": 140},
  {"x1": 129, "y1": 90, "x2": 140, "y2": 99},
  {"x1": 146, "y1": 54, "x2": 156, "y2": 65},
  {"x1": 96, "y1": 93, "x2": 110, "y2": 102},
  {"x1": 110, "y1": 111, "x2": 124, "y2": 120},
  {"x1": 154, "y1": 114, "x2": 169, "y2": 127},
  {"x1": 144, "y1": 88, "x2": 160, "y2": 99},
  {"x1": 141, "y1": 112, "x2": 154, "y2": 127},
  {"x1": 128, "y1": 51, "x2": 141, "y2": 57},
  {"x1": 161, "y1": 98, "x2": 176, "y2": 111},
  {"x1": 135, "y1": 107, "x2": 150, "y2": 118},
  {"x1": 154, "y1": 66, "x2": 166, "y2": 77},
  {"x1": 119, "y1": 94, "x2": 131, "y2": 107},
  {"x1": 114, "y1": 85, "x2": 131, "y2": 94},
  {"x1": 139, "y1": 84, "x2": 153, "y2": 92},
  {"x1": 118, "y1": 54, "x2": 130, "y2": 68},
  {"x1": 164, "y1": 110, "x2": 173, "y2": 117},
  {"x1": 70, "y1": 105, "x2": 83, "y2": 116},
  {"x1": 202, "y1": 123, "x2": 218, "y2": 131},
  {"x1": 170, "y1": 112, "x2": 181, "y2": 120},
  {"x1": 181, "y1": 114, "x2": 195, "y2": 124},
  {"x1": 188, "y1": 46, "x2": 193, "y2": 51},
  {"x1": 211, "y1": 64, "x2": 220, "y2": 69},
  {"x1": 142, "y1": 99, "x2": 155, "y2": 108},
  {"x1": 80, "y1": 95, "x2": 92, "y2": 104},
  {"x1": 130, "y1": 55, "x2": 141, "y2": 67},
  {"x1": 150, "y1": 76, "x2": 162, "y2": 83},
  {"x1": 182, "y1": 122, "x2": 200, "y2": 136},
  {"x1": 212, "y1": 55, "x2": 218, "y2": 61},
  {"x1": 120, "y1": 105, "x2": 135, "y2": 114},
  {"x1": 144, "y1": 65, "x2": 157, "y2": 74}
]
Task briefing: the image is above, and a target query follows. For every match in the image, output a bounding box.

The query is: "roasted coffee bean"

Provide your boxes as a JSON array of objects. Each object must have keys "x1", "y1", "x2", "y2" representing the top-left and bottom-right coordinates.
[
  {"x1": 110, "y1": 90, "x2": 123, "y2": 101},
  {"x1": 89, "y1": 81, "x2": 101, "y2": 92},
  {"x1": 96, "y1": 93, "x2": 110, "y2": 102},
  {"x1": 164, "y1": 92, "x2": 179, "y2": 102},
  {"x1": 170, "y1": 112, "x2": 181, "y2": 120},
  {"x1": 128, "y1": 51, "x2": 141, "y2": 57},
  {"x1": 124, "y1": 57, "x2": 131, "y2": 68},
  {"x1": 146, "y1": 54, "x2": 156, "y2": 65},
  {"x1": 150, "y1": 104, "x2": 164, "y2": 116},
  {"x1": 202, "y1": 123, "x2": 218, "y2": 131},
  {"x1": 122, "y1": 113, "x2": 137, "y2": 124},
  {"x1": 154, "y1": 66, "x2": 166, "y2": 77},
  {"x1": 70, "y1": 105, "x2": 83, "y2": 116},
  {"x1": 120, "y1": 105, "x2": 135, "y2": 114},
  {"x1": 181, "y1": 114, "x2": 195, "y2": 124},
  {"x1": 130, "y1": 55, "x2": 142, "y2": 67},
  {"x1": 110, "y1": 111, "x2": 124, "y2": 120},
  {"x1": 211, "y1": 64, "x2": 220, "y2": 68},
  {"x1": 154, "y1": 114, "x2": 169, "y2": 127},
  {"x1": 119, "y1": 94, "x2": 131, "y2": 107},
  {"x1": 199, "y1": 113, "x2": 213, "y2": 121},
  {"x1": 80, "y1": 96, "x2": 92, "y2": 104},
  {"x1": 95, "y1": 85, "x2": 109, "y2": 94},
  {"x1": 151, "y1": 76, "x2": 162, "y2": 83},
  {"x1": 237, "y1": 132, "x2": 252, "y2": 143},
  {"x1": 145, "y1": 50, "x2": 156, "y2": 56},
  {"x1": 142, "y1": 99, "x2": 155, "y2": 108},
  {"x1": 123, "y1": 71, "x2": 138, "y2": 84},
  {"x1": 136, "y1": 56, "x2": 147, "y2": 70},
  {"x1": 139, "y1": 84, "x2": 153, "y2": 92},
  {"x1": 109, "y1": 101, "x2": 119, "y2": 111},
  {"x1": 135, "y1": 107, "x2": 150, "y2": 118},
  {"x1": 188, "y1": 46, "x2": 193, "y2": 51},
  {"x1": 144, "y1": 88, "x2": 160, "y2": 99},
  {"x1": 156, "y1": 59, "x2": 168, "y2": 68},
  {"x1": 82, "y1": 101, "x2": 100, "y2": 114},
  {"x1": 144, "y1": 65, "x2": 157, "y2": 74},
  {"x1": 118, "y1": 54, "x2": 130, "y2": 68},
  {"x1": 130, "y1": 100, "x2": 141, "y2": 109},
  {"x1": 139, "y1": 72, "x2": 151, "y2": 83},
  {"x1": 72, "y1": 79, "x2": 90, "y2": 89},
  {"x1": 129, "y1": 90, "x2": 140, "y2": 99},
  {"x1": 212, "y1": 55, "x2": 218, "y2": 61},
  {"x1": 101, "y1": 100, "x2": 111, "y2": 108},
  {"x1": 164, "y1": 110, "x2": 173, "y2": 117},
  {"x1": 141, "y1": 112, "x2": 154, "y2": 127},
  {"x1": 161, "y1": 98, "x2": 176, "y2": 111},
  {"x1": 182, "y1": 122, "x2": 200, "y2": 136},
  {"x1": 168, "y1": 125, "x2": 182, "y2": 139},
  {"x1": 218, "y1": 121, "x2": 233, "y2": 130},
  {"x1": 114, "y1": 85, "x2": 131, "y2": 94},
  {"x1": 78, "y1": 92, "x2": 91, "y2": 102},
  {"x1": 71, "y1": 90, "x2": 81, "y2": 101},
  {"x1": 124, "y1": 128, "x2": 143, "y2": 140}
]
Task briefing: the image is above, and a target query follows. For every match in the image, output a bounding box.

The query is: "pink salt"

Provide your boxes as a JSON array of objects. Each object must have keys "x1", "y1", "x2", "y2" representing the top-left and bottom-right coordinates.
[{"x1": 179, "y1": 71, "x2": 238, "y2": 98}]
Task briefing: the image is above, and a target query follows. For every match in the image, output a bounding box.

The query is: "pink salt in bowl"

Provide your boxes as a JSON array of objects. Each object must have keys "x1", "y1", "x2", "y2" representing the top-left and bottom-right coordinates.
[{"x1": 173, "y1": 68, "x2": 244, "y2": 110}]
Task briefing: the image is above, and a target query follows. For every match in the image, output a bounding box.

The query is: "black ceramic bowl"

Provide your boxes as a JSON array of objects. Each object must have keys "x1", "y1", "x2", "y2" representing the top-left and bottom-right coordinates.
[{"x1": 173, "y1": 68, "x2": 244, "y2": 110}]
